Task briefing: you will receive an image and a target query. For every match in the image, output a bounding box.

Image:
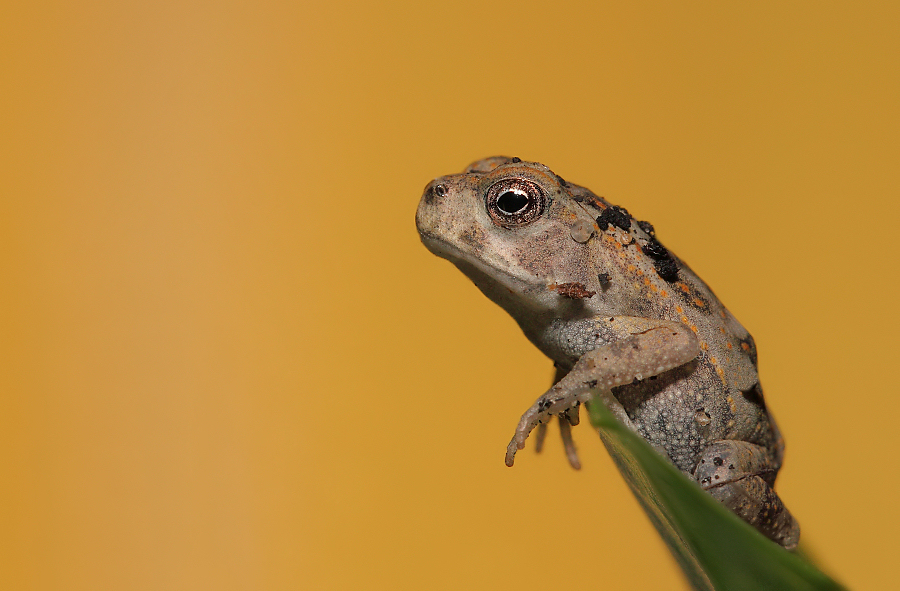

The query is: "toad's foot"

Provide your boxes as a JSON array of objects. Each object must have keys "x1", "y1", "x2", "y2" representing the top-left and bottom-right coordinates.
[{"x1": 531, "y1": 406, "x2": 581, "y2": 469}]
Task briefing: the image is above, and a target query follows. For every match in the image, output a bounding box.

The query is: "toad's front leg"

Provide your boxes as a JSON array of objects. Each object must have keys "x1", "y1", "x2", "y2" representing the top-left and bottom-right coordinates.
[{"x1": 505, "y1": 320, "x2": 700, "y2": 467}]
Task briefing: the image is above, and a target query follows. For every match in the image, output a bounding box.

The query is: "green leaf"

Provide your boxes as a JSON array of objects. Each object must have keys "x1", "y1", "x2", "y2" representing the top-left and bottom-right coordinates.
[{"x1": 586, "y1": 400, "x2": 845, "y2": 591}]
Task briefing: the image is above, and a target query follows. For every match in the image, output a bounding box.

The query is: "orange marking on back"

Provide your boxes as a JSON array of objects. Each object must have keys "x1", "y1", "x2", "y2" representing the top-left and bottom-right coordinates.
[
  {"x1": 675, "y1": 305, "x2": 684, "y2": 314},
  {"x1": 726, "y1": 343, "x2": 733, "y2": 350},
  {"x1": 692, "y1": 297, "x2": 706, "y2": 308},
  {"x1": 741, "y1": 342, "x2": 751, "y2": 351},
  {"x1": 700, "y1": 342, "x2": 709, "y2": 351}
]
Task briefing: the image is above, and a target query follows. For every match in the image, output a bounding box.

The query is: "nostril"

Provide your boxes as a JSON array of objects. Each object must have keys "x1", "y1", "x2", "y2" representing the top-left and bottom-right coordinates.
[{"x1": 423, "y1": 183, "x2": 448, "y2": 205}]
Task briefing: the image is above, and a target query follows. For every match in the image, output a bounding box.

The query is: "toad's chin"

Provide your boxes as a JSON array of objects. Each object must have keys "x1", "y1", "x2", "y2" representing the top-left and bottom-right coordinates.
[{"x1": 418, "y1": 231, "x2": 557, "y2": 316}]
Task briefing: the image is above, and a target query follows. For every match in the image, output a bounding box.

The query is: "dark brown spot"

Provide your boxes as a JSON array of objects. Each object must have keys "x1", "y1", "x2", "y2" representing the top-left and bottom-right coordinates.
[
  {"x1": 596, "y1": 205, "x2": 632, "y2": 232},
  {"x1": 641, "y1": 237, "x2": 670, "y2": 260},
  {"x1": 653, "y1": 258, "x2": 679, "y2": 282},
  {"x1": 549, "y1": 282, "x2": 596, "y2": 299},
  {"x1": 637, "y1": 235, "x2": 679, "y2": 282}
]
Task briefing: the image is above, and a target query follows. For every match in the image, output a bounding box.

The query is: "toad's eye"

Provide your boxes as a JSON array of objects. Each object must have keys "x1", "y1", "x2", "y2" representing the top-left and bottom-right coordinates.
[{"x1": 485, "y1": 179, "x2": 545, "y2": 227}]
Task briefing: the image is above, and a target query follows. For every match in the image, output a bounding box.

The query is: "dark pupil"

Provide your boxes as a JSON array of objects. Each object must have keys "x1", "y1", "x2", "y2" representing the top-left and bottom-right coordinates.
[{"x1": 497, "y1": 190, "x2": 528, "y2": 214}]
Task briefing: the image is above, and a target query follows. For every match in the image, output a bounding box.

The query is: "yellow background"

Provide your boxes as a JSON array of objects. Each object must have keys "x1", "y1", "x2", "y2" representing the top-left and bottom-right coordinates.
[{"x1": 3, "y1": 2, "x2": 897, "y2": 589}]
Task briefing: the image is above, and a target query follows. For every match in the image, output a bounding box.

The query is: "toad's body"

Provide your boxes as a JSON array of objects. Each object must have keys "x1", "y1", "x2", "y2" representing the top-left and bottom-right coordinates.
[{"x1": 416, "y1": 157, "x2": 799, "y2": 549}]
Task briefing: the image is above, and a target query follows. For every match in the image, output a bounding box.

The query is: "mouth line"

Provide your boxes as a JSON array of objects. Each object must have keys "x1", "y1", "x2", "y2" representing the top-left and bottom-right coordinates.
[{"x1": 418, "y1": 231, "x2": 485, "y2": 271}]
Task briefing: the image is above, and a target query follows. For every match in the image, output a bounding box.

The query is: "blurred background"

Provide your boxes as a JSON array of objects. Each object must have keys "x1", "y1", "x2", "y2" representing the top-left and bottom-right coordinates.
[{"x1": 2, "y1": 1, "x2": 897, "y2": 589}]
